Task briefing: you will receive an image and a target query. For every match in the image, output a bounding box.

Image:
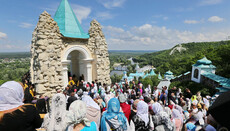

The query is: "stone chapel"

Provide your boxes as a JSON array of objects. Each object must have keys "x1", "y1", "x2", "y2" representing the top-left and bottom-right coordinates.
[{"x1": 30, "y1": 0, "x2": 111, "y2": 96}]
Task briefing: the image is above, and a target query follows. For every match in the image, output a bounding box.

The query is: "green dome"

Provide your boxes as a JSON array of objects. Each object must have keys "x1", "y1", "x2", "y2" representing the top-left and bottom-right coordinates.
[
  {"x1": 165, "y1": 70, "x2": 173, "y2": 75},
  {"x1": 150, "y1": 69, "x2": 156, "y2": 76},
  {"x1": 197, "y1": 57, "x2": 212, "y2": 65}
]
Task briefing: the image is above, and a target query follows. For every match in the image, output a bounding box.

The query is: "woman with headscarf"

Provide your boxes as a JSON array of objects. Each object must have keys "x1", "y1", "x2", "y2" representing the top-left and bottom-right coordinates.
[
  {"x1": 196, "y1": 92, "x2": 202, "y2": 103},
  {"x1": 66, "y1": 100, "x2": 98, "y2": 131},
  {"x1": 164, "y1": 107, "x2": 172, "y2": 119},
  {"x1": 82, "y1": 94, "x2": 101, "y2": 127},
  {"x1": 130, "y1": 101, "x2": 152, "y2": 131},
  {"x1": 174, "y1": 105, "x2": 184, "y2": 122},
  {"x1": 130, "y1": 99, "x2": 140, "y2": 123},
  {"x1": 43, "y1": 93, "x2": 67, "y2": 131},
  {"x1": 0, "y1": 81, "x2": 42, "y2": 131},
  {"x1": 172, "y1": 109, "x2": 183, "y2": 131},
  {"x1": 184, "y1": 112, "x2": 201, "y2": 131},
  {"x1": 118, "y1": 93, "x2": 131, "y2": 121},
  {"x1": 101, "y1": 98, "x2": 129, "y2": 131},
  {"x1": 151, "y1": 102, "x2": 174, "y2": 131}
]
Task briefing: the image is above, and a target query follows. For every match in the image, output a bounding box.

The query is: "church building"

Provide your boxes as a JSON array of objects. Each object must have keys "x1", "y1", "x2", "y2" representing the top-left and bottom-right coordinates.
[{"x1": 30, "y1": 0, "x2": 111, "y2": 96}]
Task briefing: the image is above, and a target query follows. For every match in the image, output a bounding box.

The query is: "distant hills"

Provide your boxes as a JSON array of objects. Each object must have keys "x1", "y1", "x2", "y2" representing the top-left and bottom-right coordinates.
[
  {"x1": 109, "y1": 50, "x2": 158, "y2": 53},
  {"x1": 0, "y1": 41, "x2": 229, "y2": 78},
  {"x1": 109, "y1": 50, "x2": 158, "y2": 57},
  {"x1": 0, "y1": 52, "x2": 30, "y2": 59},
  {"x1": 133, "y1": 40, "x2": 230, "y2": 78}
]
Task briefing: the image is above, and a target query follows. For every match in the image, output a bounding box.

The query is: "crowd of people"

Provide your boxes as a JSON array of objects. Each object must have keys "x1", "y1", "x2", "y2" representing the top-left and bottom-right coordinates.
[{"x1": 0, "y1": 76, "x2": 229, "y2": 131}]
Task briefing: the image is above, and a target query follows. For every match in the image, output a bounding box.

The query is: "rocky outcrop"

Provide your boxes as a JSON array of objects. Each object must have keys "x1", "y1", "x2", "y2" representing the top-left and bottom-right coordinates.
[
  {"x1": 30, "y1": 11, "x2": 65, "y2": 97},
  {"x1": 169, "y1": 44, "x2": 187, "y2": 55},
  {"x1": 87, "y1": 20, "x2": 111, "y2": 85}
]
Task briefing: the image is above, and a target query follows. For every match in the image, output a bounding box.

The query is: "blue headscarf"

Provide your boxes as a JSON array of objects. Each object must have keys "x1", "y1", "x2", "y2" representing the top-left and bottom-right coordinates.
[{"x1": 101, "y1": 98, "x2": 127, "y2": 131}]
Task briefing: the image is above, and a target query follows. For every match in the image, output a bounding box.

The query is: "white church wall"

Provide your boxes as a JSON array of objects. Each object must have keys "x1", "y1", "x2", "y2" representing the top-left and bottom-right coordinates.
[{"x1": 191, "y1": 66, "x2": 201, "y2": 83}]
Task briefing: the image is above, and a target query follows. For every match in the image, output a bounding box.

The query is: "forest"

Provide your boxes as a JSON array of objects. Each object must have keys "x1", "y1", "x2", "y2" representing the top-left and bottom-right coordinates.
[
  {"x1": 133, "y1": 40, "x2": 230, "y2": 78},
  {"x1": 0, "y1": 40, "x2": 230, "y2": 91},
  {"x1": 0, "y1": 58, "x2": 30, "y2": 85}
]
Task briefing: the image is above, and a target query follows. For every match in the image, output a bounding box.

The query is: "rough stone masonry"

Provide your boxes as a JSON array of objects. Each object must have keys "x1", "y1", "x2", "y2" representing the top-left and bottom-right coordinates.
[{"x1": 31, "y1": 11, "x2": 111, "y2": 97}]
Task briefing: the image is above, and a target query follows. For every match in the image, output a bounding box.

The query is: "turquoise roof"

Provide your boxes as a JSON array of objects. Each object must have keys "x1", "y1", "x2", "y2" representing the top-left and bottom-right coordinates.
[
  {"x1": 221, "y1": 79, "x2": 230, "y2": 88},
  {"x1": 150, "y1": 69, "x2": 156, "y2": 76},
  {"x1": 197, "y1": 57, "x2": 212, "y2": 65},
  {"x1": 216, "y1": 87, "x2": 230, "y2": 92},
  {"x1": 129, "y1": 72, "x2": 144, "y2": 78},
  {"x1": 193, "y1": 57, "x2": 216, "y2": 68},
  {"x1": 158, "y1": 73, "x2": 162, "y2": 80},
  {"x1": 143, "y1": 73, "x2": 149, "y2": 79},
  {"x1": 201, "y1": 72, "x2": 229, "y2": 87},
  {"x1": 122, "y1": 71, "x2": 128, "y2": 79},
  {"x1": 54, "y1": 0, "x2": 89, "y2": 39},
  {"x1": 184, "y1": 71, "x2": 190, "y2": 75},
  {"x1": 194, "y1": 64, "x2": 216, "y2": 68},
  {"x1": 165, "y1": 70, "x2": 173, "y2": 75}
]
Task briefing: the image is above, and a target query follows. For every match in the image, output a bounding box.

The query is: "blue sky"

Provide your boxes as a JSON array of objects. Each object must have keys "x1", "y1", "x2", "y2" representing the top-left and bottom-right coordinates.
[{"x1": 1, "y1": 0, "x2": 230, "y2": 52}]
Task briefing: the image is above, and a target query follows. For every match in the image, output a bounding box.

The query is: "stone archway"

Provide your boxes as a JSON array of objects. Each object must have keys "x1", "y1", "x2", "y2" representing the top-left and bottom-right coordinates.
[
  {"x1": 61, "y1": 45, "x2": 93, "y2": 87},
  {"x1": 31, "y1": 11, "x2": 111, "y2": 96}
]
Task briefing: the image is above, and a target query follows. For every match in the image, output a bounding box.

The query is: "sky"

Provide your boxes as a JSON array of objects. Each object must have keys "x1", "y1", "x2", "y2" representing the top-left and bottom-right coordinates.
[{"x1": 1, "y1": 0, "x2": 230, "y2": 52}]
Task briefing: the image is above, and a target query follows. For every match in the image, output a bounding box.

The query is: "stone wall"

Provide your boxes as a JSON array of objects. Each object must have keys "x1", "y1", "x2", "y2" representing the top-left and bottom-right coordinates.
[
  {"x1": 30, "y1": 11, "x2": 65, "y2": 97},
  {"x1": 31, "y1": 12, "x2": 111, "y2": 96},
  {"x1": 87, "y1": 20, "x2": 111, "y2": 85}
]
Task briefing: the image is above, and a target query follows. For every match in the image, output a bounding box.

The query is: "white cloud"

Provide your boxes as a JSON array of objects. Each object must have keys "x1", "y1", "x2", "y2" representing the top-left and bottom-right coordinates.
[
  {"x1": 0, "y1": 44, "x2": 17, "y2": 49},
  {"x1": 208, "y1": 16, "x2": 224, "y2": 22},
  {"x1": 153, "y1": 15, "x2": 169, "y2": 20},
  {"x1": 0, "y1": 43, "x2": 31, "y2": 52},
  {"x1": 0, "y1": 32, "x2": 7, "y2": 40},
  {"x1": 72, "y1": 4, "x2": 91, "y2": 23},
  {"x1": 199, "y1": 0, "x2": 223, "y2": 6},
  {"x1": 163, "y1": 17, "x2": 168, "y2": 20},
  {"x1": 97, "y1": 0, "x2": 126, "y2": 9},
  {"x1": 19, "y1": 22, "x2": 34, "y2": 28},
  {"x1": 184, "y1": 20, "x2": 200, "y2": 24},
  {"x1": 172, "y1": 7, "x2": 193, "y2": 12},
  {"x1": 40, "y1": 7, "x2": 56, "y2": 13},
  {"x1": 96, "y1": 12, "x2": 114, "y2": 20},
  {"x1": 103, "y1": 24, "x2": 230, "y2": 50}
]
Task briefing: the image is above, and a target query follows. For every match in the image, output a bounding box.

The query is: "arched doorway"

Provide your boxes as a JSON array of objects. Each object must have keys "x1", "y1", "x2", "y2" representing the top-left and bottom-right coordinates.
[
  {"x1": 194, "y1": 69, "x2": 199, "y2": 79},
  {"x1": 61, "y1": 45, "x2": 93, "y2": 87}
]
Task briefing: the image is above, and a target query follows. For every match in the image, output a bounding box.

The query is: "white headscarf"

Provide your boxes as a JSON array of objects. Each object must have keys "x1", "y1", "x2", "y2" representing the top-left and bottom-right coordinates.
[
  {"x1": 118, "y1": 93, "x2": 126, "y2": 103},
  {"x1": 43, "y1": 93, "x2": 67, "y2": 131},
  {"x1": 82, "y1": 95, "x2": 100, "y2": 110},
  {"x1": 203, "y1": 98, "x2": 210, "y2": 108},
  {"x1": 172, "y1": 109, "x2": 182, "y2": 119},
  {"x1": 152, "y1": 102, "x2": 163, "y2": 115},
  {"x1": 174, "y1": 105, "x2": 183, "y2": 114},
  {"x1": 0, "y1": 81, "x2": 24, "y2": 111},
  {"x1": 193, "y1": 111, "x2": 205, "y2": 125},
  {"x1": 164, "y1": 107, "x2": 172, "y2": 118},
  {"x1": 137, "y1": 101, "x2": 149, "y2": 126},
  {"x1": 104, "y1": 93, "x2": 114, "y2": 105},
  {"x1": 67, "y1": 100, "x2": 91, "y2": 127}
]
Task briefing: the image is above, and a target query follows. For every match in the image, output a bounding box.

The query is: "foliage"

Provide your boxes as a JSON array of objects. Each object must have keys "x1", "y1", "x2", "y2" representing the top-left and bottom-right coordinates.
[
  {"x1": 0, "y1": 58, "x2": 30, "y2": 85},
  {"x1": 109, "y1": 50, "x2": 157, "y2": 70},
  {"x1": 110, "y1": 74, "x2": 123, "y2": 84},
  {"x1": 142, "y1": 76, "x2": 160, "y2": 88},
  {"x1": 169, "y1": 81, "x2": 217, "y2": 97},
  {"x1": 0, "y1": 52, "x2": 30, "y2": 59},
  {"x1": 134, "y1": 40, "x2": 230, "y2": 78}
]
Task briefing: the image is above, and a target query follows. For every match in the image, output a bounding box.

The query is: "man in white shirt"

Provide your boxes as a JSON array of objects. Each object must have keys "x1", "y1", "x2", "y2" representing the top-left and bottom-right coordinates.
[{"x1": 152, "y1": 86, "x2": 159, "y2": 101}]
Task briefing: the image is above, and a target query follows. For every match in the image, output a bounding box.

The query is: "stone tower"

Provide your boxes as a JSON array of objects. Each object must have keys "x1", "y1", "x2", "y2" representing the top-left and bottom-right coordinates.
[
  {"x1": 87, "y1": 20, "x2": 111, "y2": 85},
  {"x1": 31, "y1": 0, "x2": 111, "y2": 96}
]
